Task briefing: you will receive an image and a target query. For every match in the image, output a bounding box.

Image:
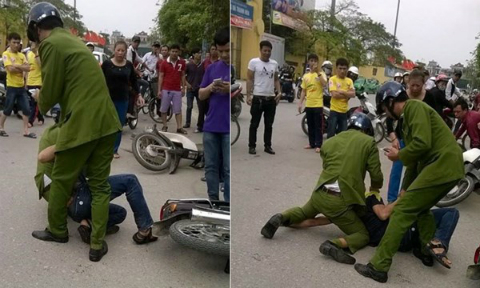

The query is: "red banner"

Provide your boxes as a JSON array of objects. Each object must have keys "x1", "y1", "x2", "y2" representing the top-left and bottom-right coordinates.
[{"x1": 231, "y1": 15, "x2": 253, "y2": 30}]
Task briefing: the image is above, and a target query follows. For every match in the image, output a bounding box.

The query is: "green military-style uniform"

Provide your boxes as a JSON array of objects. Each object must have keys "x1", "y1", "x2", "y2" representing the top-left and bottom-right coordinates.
[
  {"x1": 34, "y1": 124, "x2": 60, "y2": 201},
  {"x1": 369, "y1": 99, "x2": 464, "y2": 272},
  {"x1": 38, "y1": 28, "x2": 121, "y2": 250},
  {"x1": 282, "y1": 129, "x2": 383, "y2": 253}
]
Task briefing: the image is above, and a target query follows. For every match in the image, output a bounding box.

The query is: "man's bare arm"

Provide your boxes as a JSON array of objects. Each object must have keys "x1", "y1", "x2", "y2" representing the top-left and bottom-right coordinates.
[{"x1": 38, "y1": 145, "x2": 56, "y2": 163}]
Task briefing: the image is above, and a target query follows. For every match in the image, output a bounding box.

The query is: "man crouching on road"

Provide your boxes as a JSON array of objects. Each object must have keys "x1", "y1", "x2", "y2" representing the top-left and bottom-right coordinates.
[{"x1": 261, "y1": 113, "x2": 383, "y2": 265}]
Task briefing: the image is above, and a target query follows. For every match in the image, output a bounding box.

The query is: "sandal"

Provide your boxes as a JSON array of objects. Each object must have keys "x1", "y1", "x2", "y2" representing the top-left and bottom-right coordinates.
[
  {"x1": 24, "y1": 132, "x2": 37, "y2": 139},
  {"x1": 0, "y1": 130, "x2": 8, "y2": 137},
  {"x1": 426, "y1": 240, "x2": 451, "y2": 269},
  {"x1": 77, "y1": 220, "x2": 92, "y2": 244},
  {"x1": 113, "y1": 153, "x2": 120, "y2": 159},
  {"x1": 132, "y1": 227, "x2": 158, "y2": 245},
  {"x1": 161, "y1": 126, "x2": 168, "y2": 132},
  {"x1": 304, "y1": 145, "x2": 312, "y2": 149},
  {"x1": 315, "y1": 148, "x2": 321, "y2": 153},
  {"x1": 176, "y1": 128, "x2": 188, "y2": 134}
]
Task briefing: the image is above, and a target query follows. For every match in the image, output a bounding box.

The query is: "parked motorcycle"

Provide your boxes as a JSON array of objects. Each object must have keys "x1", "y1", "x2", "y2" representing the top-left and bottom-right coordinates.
[
  {"x1": 231, "y1": 83, "x2": 244, "y2": 120},
  {"x1": 346, "y1": 92, "x2": 385, "y2": 143},
  {"x1": 231, "y1": 84, "x2": 242, "y2": 146},
  {"x1": 301, "y1": 106, "x2": 329, "y2": 137},
  {"x1": 132, "y1": 124, "x2": 204, "y2": 174},
  {"x1": 152, "y1": 198, "x2": 230, "y2": 273},
  {"x1": 0, "y1": 82, "x2": 5, "y2": 110},
  {"x1": 436, "y1": 147, "x2": 480, "y2": 207},
  {"x1": 280, "y1": 74, "x2": 295, "y2": 103}
]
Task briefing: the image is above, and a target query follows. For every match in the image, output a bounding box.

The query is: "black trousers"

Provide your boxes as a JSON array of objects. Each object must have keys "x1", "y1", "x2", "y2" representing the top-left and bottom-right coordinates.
[
  {"x1": 248, "y1": 96, "x2": 276, "y2": 148},
  {"x1": 305, "y1": 107, "x2": 323, "y2": 148},
  {"x1": 197, "y1": 98, "x2": 209, "y2": 130}
]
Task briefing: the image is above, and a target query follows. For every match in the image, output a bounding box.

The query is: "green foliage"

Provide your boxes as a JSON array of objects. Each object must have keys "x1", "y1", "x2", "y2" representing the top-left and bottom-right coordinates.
[
  {"x1": 156, "y1": 0, "x2": 229, "y2": 50},
  {"x1": 1, "y1": 0, "x2": 87, "y2": 43},
  {"x1": 269, "y1": 0, "x2": 404, "y2": 66}
]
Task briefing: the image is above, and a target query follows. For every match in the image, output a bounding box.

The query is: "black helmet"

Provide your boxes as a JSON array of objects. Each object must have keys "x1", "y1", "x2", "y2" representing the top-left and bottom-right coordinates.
[
  {"x1": 27, "y1": 2, "x2": 63, "y2": 42},
  {"x1": 376, "y1": 81, "x2": 407, "y2": 120},
  {"x1": 347, "y1": 113, "x2": 374, "y2": 137}
]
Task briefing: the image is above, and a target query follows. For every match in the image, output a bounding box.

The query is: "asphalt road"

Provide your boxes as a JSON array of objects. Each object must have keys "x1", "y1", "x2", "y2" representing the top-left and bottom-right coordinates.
[
  {"x1": 230, "y1": 93, "x2": 480, "y2": 288},
  {"x1": 0, "y1": 103, "x2": 229, "y2": 288}
]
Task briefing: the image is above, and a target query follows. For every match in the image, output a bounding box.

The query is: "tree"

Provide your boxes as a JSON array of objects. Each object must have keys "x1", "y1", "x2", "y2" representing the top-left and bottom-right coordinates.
[
  {"x1": 156, "y1": 0, "x2": 229, "y2": 51},
  {"x1": 0, "y1": 0, "x2": 86, "y2": 45}
]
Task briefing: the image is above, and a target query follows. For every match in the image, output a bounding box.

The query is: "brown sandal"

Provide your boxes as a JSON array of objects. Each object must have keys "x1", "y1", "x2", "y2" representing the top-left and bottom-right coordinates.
[
  {"x1": 176, "y1": 128, "x2": 188, "y2": 134},
  {"x1": 132, "y1": 227, "x2": 158, "y2": 245}
]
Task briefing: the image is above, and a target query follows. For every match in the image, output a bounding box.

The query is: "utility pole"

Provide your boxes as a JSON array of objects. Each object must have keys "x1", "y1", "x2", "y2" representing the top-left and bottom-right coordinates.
[
  {"x1": 73, "y1": 0, "x2": 77, "y2": 25},
  {"x1": 326, "y1": 0, "x2": 335, "y2": 60},
  {"x1": 269, "y1": 1, "x2": 272, "y2": 33},
  {"x1": 393, "y1": 0, "x2": 400, "y2": 49}
]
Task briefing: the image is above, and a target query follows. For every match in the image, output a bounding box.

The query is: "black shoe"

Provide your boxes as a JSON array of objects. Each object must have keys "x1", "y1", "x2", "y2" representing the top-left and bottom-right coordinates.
[
  {"x1": 261, "y1": 213, "x2": 283, "y2": 239},
  {"x1": 319, "y1": 240, "x2": 356, "y2": 265},
  {"x1": 413, "y1": 247, "x2": 434, "y2": 267},
  {"x1": 106, "y1": 225, "x2": 120, "y2": 235},
  {"x1": 89, "y1": 241, "x2": 108, "y2": 262},
  {"x1": 354, "y1": 263, "x2": 388, "y2": 283},
  {"x1": 183, "y1": 124, "x2": 190, "y2": 128},
  {"x1": 32, "y1": 229, "x2": 69, "y2": 243},
  {"x1": 264, "y1": 146, "x2": 275, "y2": 155},
  {"x1": 77, "y1": 225, "x2": 91, "y2": 244},
  {"x1": 249, "y1": 147, "x2": 256, "y2": 155}
]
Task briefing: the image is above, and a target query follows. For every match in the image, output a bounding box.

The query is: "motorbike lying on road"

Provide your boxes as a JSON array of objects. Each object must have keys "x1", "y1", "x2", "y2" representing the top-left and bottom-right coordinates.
[
  {"x1": 436, "y1": 147, "x2": 480, "y2": 207},
  {"x1": 132, "y1": 124, "x2": 204, "y2": 174},
  {"x1": 152, "y1": 198, "x2": 230, "y2": 273}
]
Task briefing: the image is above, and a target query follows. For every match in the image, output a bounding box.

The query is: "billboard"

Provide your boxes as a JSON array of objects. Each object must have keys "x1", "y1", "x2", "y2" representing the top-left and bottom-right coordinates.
[
  {"x1": 271, "y1": 0, "x2": 315, "y2": 31},
  {"x1": 231, "y1": 0, "x2": 254, "y2": 30},
  {"x1": 261, "y1": 33, "x2": 285, "y2": 67}
]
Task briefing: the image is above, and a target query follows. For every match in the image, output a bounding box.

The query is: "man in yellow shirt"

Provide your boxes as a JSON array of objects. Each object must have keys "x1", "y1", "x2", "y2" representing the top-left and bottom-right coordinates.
[
  {"x1": 327, "y1": 58, "x2": 355, "y2": 138},
  {"x1": 26, "y1": 41, "x2": 44, "y2": 127},
  {"x1": 0, "y1": 32, "x2": 34, "y2": 138},
  {"x1": 297, "y1": 54, "x2": 327, "y2": 153}
]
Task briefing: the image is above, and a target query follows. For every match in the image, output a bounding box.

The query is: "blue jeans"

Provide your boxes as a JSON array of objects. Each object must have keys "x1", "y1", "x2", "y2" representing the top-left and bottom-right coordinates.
[
  {"x1": 387, "y1": 139, "x2": 406, "y2": 203},
  {"x1": 399, "y1": 208, "x2": 460, "y2": 252},
  {"x1": 113, "y1": 100, "x2": 128, "y2": 154},
  {"x1": 185, "y1": 90, "x2": 199, "y2": 125},
  {"x1": 203, "y1": 132, "x2": 230, "y2": 202},
  {"x1": 3, "y1": 87, "x2": 30, "y2": 116},
  {"x1": 327, "y1": 110, "x2": 347, "y2": 138},
  {"x1": 68, "y1": 174, "x2": 154, "y2": 230}
]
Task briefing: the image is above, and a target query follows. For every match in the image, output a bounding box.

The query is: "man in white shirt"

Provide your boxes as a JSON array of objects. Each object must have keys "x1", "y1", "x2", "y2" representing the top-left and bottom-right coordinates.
[
  {"x1": 445, "y1": 70, "x2": 462, "y2": 102},
  {"x1": 142, "y1": 41, "x2": 161, "y2": 80},
  {"x1": 246, "y1": 40, "x2": 281, "y2": 155}
]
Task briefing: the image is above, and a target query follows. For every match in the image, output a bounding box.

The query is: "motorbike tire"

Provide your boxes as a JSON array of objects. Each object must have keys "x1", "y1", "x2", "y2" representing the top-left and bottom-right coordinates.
[
  {"x1": 141, "y1": 87, "x2": 151, "y2": 114},
  {"x1": 296, "y1": 88, "x2": 302, "y2": 99},
  {"x1": 301, "y1": 114, "x2": 308, "y2": 136},
  {"x1": 169, "y1": 219, "x2": 230, "y2": 257},
  {"x1": 132, "y1": 132, "x2": 171, "y2": 172},
  {"x1": 231, "y1": 117, "x2": 240, "y2": 146},
  {"x1": 148, "y1": 98, "x2": 173, "y2": 123},
  {"x1": 380, "y1": 114, "x2": 394, "y2": 143},
  {"x1": 436, "y1": 176, "x2": 476, "y2": 207},
  {"x1": 232, "y1": 97, "x2": 242, "y2": 119},
  {"x1": 374, "y1": 121, "x2": 385, "y2": 144}
]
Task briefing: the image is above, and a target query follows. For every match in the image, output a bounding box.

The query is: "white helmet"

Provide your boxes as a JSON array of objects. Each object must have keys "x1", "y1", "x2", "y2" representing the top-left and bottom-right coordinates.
[
  {"x1": 429, "y1": 76, "x2": 436, "y2": 81},
  {"x1": 394, "y1": 72, "x2": 402, "y2": 78},
  {"x1": 348, "y1": 66, "x2": 359, "y2": 75},
  {"x1": 322, "y1": 60, "x2": 333, "y2": 68},
  {"x1": 86, "y1": 42, "x2": 94, "y2": 47}
]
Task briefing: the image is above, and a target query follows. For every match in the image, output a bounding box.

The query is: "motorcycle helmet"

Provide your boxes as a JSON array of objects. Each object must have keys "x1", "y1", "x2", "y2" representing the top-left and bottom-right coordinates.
[
  {"x1": 27, "y1": 2, "x2": 63, "y2": 43},
  {"x1": 86, "y1": 42, "x2": 94, "y2": 47},
  {"x1": 402, "y1": 71, "x2": 410, "y2": 77},
  {"x1": 376, "y1": 81, "x2": 408, "y2": 120},
  {"x1": 435, "y1": 74, "x2": 449, "y2": 83},
  {"x1": 347, "y1": 112, "x2": 374, "y2": 137},
  {"x1": 321, "y1": 60, "x2": 333, "y2": 69},
  {"x1": 348, "y1": 66, "x2": 359, "y2": 75}
]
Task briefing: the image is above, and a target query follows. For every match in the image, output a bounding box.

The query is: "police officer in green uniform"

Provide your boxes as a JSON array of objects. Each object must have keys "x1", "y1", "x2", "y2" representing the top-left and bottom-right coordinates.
[
  {"x1": 28, "y1": 3, "x2": 121, "y2": 262},
  {"x1": 355, "y1": 81, "x2": 464, "y2": 283},
  {"x1": 261, "y1": 113, "x2": 383, "y2": 264}
]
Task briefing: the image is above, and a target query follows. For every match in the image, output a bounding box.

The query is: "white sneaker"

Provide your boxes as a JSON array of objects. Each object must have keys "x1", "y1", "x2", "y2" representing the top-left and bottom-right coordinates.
[{"x1": 153, "y1": 115, "x2": 160, "y2": 120}]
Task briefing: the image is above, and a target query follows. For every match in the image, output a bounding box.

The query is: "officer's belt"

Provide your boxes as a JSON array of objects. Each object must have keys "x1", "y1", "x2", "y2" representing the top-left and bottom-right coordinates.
[{"x1": 321, "y1": 186, "x2": 341, "y2": 197}]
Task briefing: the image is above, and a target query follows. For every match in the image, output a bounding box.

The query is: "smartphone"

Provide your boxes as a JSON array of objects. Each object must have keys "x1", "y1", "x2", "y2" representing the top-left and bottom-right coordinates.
[{"x1": 213, "y1": 78, "x2": 223, "y2": 85}]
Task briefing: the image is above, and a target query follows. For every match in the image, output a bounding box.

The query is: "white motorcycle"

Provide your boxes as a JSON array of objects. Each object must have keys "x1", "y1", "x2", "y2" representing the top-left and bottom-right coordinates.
[
  {"x1": 132, "y1": 124, "x2": 204, "y2": 174},
  {"x1": 437, "y1": 148, "x2": 480, "y2": 207}
]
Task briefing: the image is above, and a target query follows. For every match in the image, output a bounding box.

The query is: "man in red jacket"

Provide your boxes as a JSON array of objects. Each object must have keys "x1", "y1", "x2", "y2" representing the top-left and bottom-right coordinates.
[{"x1": 454, "y1": 98, "x2": 480, "y2": 148}]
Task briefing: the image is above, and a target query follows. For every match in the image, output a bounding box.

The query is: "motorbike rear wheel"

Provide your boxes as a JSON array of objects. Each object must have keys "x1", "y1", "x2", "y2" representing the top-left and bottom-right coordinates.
[
  {"x1": 231, "y1": 117, "x2": 240, "y2": 146},
  {"x1": 148, "y1": 98, "x2": 173, "y2": 123},
  {"x1": 132, "y1": 132, "x2": 171, "y2": 171},
  {"x1": 374, "y1": 121, "x2": 385, "y2": 144},
  {"x1": 169, "y1": 219, "x2": 230, "y2": 256},
  {"x1": 301, "y1": 113, "x2": 328, "y2": 137},
  {"x1": 436, "y1": 176, "x2": 476, "y2": 207}
]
